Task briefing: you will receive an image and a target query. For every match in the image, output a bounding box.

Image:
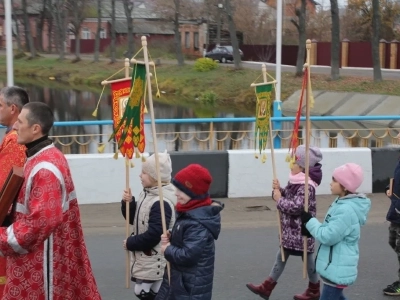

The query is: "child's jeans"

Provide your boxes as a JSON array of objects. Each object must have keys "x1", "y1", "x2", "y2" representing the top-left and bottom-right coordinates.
[{"x1": 320, "y1": 284, "x2": 348, "y2": 300}]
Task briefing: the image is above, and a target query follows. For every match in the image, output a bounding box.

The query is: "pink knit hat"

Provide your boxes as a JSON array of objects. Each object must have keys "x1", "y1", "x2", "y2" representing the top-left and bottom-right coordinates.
[{"x1": 332, "y1": 163, "x2": 364, "y2": 193}]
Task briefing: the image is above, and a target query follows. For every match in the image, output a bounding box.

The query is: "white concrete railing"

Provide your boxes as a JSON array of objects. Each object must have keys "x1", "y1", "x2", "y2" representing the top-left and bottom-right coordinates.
[{"x1": 67, "y1": 148, "x2": 372, "y2": 205}]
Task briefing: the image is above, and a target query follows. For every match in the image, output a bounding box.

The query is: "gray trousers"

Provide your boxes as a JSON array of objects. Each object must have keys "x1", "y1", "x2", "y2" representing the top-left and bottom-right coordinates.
[
  {"x1": 269, "y1": 249, "x2": 319, "y2": 283},
  {"x1": 388, "y1": 223, "x2": 400, "y2": 281}
]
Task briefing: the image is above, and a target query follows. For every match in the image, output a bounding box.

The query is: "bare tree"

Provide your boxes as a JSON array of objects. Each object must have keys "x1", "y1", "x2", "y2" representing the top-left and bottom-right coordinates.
[
  {"x1": 224, "y1": 0, "x2": 241, "y2": 69},
  {"x1": 68, "y1": 0, "x2": 88, "y2": 62},
  {"x1": 307, "y1": 7, "x2": 331, "y2": 42},
  {"x1": 291, "y1": 0, "x2": 306, "y2": 76},
  {"x1": 47, "y1": 14, "x2": 54, "y2": 53},
  {"x1": 152, "y1": 0, "x2": 185, "y2": 65},
  {"x1": 173, "y1": 0, "x2": 185, "y2": 66},
  {"x1": 51, "y1": 0, "x2": 68, "y2": 60},
  {"x1": 372, "y1": 0, "x2": 382, "y2": 81},
  {"x1": 110, "y1": 0, "x2": 117, "y2": 63},
  {"x1": 11, "y1": 0, "x2": 23, "y2": 52},
  {"x1": 94, "y1": 0, "x2": 102, "y2": 62},
  {"x1": 22, "y1": 0, "x2": 36, "y2": 57},
  {"x1": 346, "y1": 0, "x2": 400, "y2": 42},
  {"x1": 233, "y1": 0, "x2": 275, "y2": 45},
  {"x1": 37, "y1": 0, "x2": 50, "y2": 52},
  {"x1": 330, "y1": 0, "x2": 340, "y2": 80},
  {"x1": 122, "y1": 0, "x2": 134, "y2": 58}
]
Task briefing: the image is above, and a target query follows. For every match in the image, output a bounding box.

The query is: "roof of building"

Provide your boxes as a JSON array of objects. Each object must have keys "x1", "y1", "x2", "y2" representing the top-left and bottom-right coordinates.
[
  {"x1": 101, "y1": 1, "x2": 161, "y2": 20},
  {"x1": 112, "y1": 20, "x2": 174, "y2": 35}
]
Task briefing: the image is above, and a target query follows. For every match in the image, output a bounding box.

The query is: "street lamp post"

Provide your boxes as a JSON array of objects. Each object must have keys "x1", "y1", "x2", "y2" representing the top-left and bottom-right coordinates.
[
  {"x1": 5, "y1": 0, "x2": 14, "y2": 86},
  {"x1": 216, "y1": 3, "x2": 223, "y2": 47},
  {"x1": 273, "y1": 0, "x2": 283, "y2": 148}
]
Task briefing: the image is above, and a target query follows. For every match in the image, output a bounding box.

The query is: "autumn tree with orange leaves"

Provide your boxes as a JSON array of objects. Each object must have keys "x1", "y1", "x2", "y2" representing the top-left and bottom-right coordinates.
[{"x1": 344, "y1": 0, "x2": 400, "y2": 41}]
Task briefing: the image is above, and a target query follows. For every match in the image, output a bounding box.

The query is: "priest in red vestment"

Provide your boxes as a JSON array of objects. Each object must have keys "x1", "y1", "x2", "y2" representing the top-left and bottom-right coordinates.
[
  {"x1": 0, "y1": 102, "x2": 102, "y2": 300},
  {"x1": 0, "y1": 86, "x2": 29, "y2": 297}
]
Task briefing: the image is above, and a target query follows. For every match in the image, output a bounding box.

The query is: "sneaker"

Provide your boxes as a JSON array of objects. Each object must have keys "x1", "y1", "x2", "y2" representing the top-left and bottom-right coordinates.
[{"x1": 384, "y1": 281, "x2": 400, "y2": 296}]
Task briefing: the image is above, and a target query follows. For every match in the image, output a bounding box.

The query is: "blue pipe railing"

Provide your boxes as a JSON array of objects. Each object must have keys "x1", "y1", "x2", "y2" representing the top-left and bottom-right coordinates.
[
  {"x1": 47, "y1": 115, "x2": 400, "y2": 126},
  {"x1": 2, "y1": 116, "x2": 396, "y2": 150}
]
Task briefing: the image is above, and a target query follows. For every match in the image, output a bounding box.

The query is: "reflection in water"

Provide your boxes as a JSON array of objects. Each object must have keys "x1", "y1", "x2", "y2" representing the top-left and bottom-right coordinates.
[
  {"x1": 0, "y1": 79, "x2": 254, "y2": 153},
  {"x1": 2, "y1": 80, "x2": 390, "y2": 152}
]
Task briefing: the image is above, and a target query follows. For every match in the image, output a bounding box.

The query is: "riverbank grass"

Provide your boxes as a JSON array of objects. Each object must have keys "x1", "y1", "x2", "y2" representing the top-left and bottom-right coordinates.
[{"x1": 1, "y1": 56, "x2": 400, "y2": 114}]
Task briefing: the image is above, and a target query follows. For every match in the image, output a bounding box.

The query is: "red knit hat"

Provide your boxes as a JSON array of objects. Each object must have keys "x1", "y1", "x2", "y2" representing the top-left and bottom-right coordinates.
[{"x1": 172, "y1": 164, "x2": 212, "y2": 200}]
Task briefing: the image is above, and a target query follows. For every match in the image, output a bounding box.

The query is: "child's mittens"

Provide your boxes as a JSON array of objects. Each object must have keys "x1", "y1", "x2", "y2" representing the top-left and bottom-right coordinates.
[
  {"x1": 300, "y1": 210, "x2": 313, "y2": 224},
  {"x1": 301, "y1": 224, "x2": 312, "y2": 238}
]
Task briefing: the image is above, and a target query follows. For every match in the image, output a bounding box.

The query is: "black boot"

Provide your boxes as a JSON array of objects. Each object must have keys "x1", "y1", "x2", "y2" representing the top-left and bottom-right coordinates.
[
  {"x1": 148, "y1": 290, "x2": 157, "y2": 300},
  {"x1": 136, "y1": 290, "x2": 154, "y2": 300}
]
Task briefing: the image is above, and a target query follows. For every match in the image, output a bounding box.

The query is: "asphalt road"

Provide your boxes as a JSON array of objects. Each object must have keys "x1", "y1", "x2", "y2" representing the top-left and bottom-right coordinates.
[
  {"x1": 82, "y1": 195, "x2": 396, "y2": 300},
  {"x1": 86, "y1": 224, "x2": 394, "y2": 300},
  {"x1": 241, "y1": 61, "x2": 400, "y2": 80}
]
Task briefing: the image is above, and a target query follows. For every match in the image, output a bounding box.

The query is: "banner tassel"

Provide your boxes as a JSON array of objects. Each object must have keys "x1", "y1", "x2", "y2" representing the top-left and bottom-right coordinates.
[
  {"x1": 113, "y1": 151, "x2": 119, "y2": 160},
  {"x1": 97, "y1": 144, "x2": 106, "y2": 153},
  {"x1": 92, "y1": 85, "x2": 106, "y2": 117},
  {"x1": 261, "y1": 153, "x2": 267, "y2": 163}
]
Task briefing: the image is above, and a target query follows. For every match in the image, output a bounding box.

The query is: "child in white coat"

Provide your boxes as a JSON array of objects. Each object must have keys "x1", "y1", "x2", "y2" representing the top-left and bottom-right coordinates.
[{"x1": 121, "y1": 152, "x2": 177, "y2": 300}]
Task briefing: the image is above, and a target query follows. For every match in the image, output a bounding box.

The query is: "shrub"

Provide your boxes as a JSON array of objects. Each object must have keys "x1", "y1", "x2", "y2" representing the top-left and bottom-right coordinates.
[
  {"x1": 14, "y1": 51, "x2": 27, "y2": 60},
  {"x1": 194, "y1": 58, "x2": 218, "y2": 72},
  {"x1": 200, "y1": 91, "x2": 218, "y2": 106}
]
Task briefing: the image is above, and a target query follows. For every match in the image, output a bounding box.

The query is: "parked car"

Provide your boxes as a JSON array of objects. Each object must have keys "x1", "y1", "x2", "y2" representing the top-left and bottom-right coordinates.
[{"x1": 205, "y1": 46, "x2": 244, "y2": 63}]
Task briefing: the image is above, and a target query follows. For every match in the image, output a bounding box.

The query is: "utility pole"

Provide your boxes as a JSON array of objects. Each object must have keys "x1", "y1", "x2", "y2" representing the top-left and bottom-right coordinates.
[
  {"x1": 5, "y1": 0, "x2": 14, "y2": 85},
  {"x1": 216, "y1": 3, "x2": 223, "y2": 46}
]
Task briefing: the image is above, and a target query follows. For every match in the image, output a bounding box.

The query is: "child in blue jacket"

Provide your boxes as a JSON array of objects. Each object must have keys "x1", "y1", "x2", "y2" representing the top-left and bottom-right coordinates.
[
  {"x1": 301, "y1": 163, "x2": 371, "y2": 300},
  {"x1": 156, "y1": 164, "x2": 224, "y2": 300}
]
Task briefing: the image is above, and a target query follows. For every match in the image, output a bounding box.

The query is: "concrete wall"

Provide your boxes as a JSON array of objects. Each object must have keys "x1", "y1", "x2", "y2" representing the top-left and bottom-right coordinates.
[
  {"x1": 227, "y1": 148, "x2": 373, "y2": 198},
  {"x1": 371, "y1": 148, "x2": 400, "y2": 193},
  {"x1": 67, "y1": 151, "x2": 229, "y2": 205},
  {"x1": 170, "y1": 151, "x2": 228, "y2": 198},
  {"x1": 66, "y1": 147, "x2": 400, "y2": 204}
]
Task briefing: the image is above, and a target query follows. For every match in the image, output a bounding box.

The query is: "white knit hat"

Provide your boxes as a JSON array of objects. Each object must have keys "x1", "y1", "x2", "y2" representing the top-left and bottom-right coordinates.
[{"x1": 142, "y1": 150, "x2": 172, "y2": 182}]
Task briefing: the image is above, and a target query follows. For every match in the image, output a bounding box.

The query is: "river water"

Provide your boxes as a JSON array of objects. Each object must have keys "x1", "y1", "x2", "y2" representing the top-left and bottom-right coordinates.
[
  {"x1": 0, "y1": 78, "x2": 255, "y2": 153},
  {"x1": 1, "y1": 79, "x2": 395, "y2": 153}
]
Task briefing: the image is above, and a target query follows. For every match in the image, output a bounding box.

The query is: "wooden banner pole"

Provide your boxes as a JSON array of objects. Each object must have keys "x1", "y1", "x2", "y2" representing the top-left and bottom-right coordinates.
[
  {"x1": 303, "y1": 39, "x2": 312, "y2": 279},
  {"x1": 141, "y1": 36, "x2": 171, "y2": 283},
  {"x1": 123, "y1": 58, "x2": 131, "y2": 289},
  {"x1": 261, "y1": 64, "x2": 285, "y2": 262}
]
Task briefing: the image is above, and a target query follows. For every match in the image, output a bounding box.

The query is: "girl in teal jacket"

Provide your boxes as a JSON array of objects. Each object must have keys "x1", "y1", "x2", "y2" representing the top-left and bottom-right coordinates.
[{"x1": 301, "y1": 163, "x2": 371, "y2": 300}]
